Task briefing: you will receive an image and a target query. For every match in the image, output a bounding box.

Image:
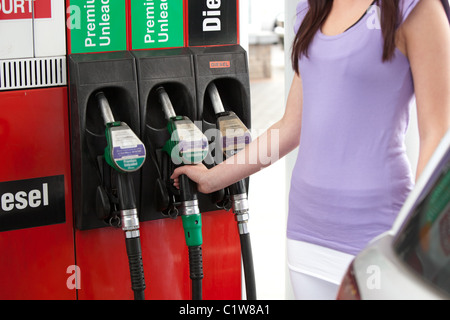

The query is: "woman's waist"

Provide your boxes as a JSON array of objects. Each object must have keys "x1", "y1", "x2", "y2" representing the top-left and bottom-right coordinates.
[{"x1": 289, "y1": 173, "x2": 413, "y2": 211}]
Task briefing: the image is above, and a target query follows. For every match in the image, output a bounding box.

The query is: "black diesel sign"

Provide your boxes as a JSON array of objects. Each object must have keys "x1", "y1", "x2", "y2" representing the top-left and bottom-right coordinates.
[
  {"x1": 0, "y1": 175, "x2": 66, "y2": 232},
  {"x1": 188, "y1": 0, "x2": 238, "y2": 46}
]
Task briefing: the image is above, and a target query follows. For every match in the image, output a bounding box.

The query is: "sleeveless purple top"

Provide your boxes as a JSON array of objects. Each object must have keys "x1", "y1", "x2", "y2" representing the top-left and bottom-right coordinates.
[{"x1": 287, "y1": 0, "x2": 419, "y2": 255}]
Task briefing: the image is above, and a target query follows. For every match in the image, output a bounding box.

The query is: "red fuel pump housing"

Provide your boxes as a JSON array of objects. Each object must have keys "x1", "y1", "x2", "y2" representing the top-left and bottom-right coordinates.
[
  {"x1": 75, "y1": 210, "x2": 241, "y2": 300},
  {"x1": 0, "y1": 0, "x2": 244, "y2": 300},
  {"x1": 0, "y1": 88, "x2": 75, "y2": 300}
]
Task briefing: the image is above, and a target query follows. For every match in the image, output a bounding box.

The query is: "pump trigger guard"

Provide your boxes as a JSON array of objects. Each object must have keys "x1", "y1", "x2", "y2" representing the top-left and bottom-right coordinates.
[
  {"x1": 219, "y1": 198, "x2": 232, "y2": 212},
  {"x1": 109, "y1": 214, "x2": 121, "y2": 228},
  {"x1": 168, "y1": 206, "x2": 179, "y2": 219}
]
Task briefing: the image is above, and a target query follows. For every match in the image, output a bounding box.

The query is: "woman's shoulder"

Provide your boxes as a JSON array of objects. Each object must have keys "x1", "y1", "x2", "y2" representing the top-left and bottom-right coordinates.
[
  {"x1": 294, "y1": 1, "x2": 310, "y2": 33},
  {"x1": 399, "y1": 0, "x2": 421, "y2": 23},
  {"x1": 296, "y1": 1, "x2": 309, "y2": 18}
]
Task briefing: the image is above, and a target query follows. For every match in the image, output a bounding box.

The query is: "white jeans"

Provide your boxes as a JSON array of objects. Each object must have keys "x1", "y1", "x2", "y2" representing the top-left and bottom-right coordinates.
[
  {"x1": 289, "y1": 269, "x2": 340, "y2": 300},
  {"x1": 287, "y1": 239, "x2": 355, "y2": 300}
]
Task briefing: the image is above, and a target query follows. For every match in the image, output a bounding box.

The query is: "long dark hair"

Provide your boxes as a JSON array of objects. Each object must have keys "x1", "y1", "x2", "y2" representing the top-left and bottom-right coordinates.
[{"x1": 291, "y1": 0, "x2": 400, "y2": 74}]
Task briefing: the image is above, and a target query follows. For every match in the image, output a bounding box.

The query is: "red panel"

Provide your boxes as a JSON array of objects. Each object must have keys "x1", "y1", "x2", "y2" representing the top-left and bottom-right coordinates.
[
  {"x1": 75, "y1": 210, "x2": 241, "y2": 300},
  {"x1": 0, "y1": 88, "x2": 75, "y2": 300}
]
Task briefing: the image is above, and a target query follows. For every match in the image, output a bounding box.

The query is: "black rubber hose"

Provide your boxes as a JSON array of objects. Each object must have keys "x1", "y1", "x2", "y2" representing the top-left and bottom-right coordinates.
[
  {"x1": 188, "y1": 245, "x2": 204, "y2": 300},
  {"x1": 240, "y1": 233, "x2": 257, "y2": 300},
  {"x1": 125, "y1": 237, "x2": 146, "y2": 300},
  {"x1": 118, "y1": 174, "x2": 146, "y2": 300}
]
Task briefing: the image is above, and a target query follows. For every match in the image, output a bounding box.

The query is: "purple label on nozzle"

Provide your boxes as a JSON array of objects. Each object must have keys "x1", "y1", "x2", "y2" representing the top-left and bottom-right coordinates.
[
  {"x1": 222, "y1": 134, "x2": 252, "y2": 149},
  {"x1": 113, "y1": 144, "x2": 146, "y2": 160},
  {"x1": 178, "y1": 139, "x2": 208, "y2": 152}
]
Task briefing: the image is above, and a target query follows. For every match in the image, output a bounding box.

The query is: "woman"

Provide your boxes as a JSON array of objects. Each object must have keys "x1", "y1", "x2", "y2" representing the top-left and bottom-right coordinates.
[{"x1": 172, "y1": 0, "x2": 450, "y2": 299}]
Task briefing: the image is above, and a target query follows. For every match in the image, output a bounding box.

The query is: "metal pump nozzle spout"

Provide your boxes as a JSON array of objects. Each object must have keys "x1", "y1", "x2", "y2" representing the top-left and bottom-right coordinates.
[
  {"x1": 207, "y1": 82, "x2": 226, "y2": 114},
  {"x1": 157, "y1": 87, "x2": 177, "y2": 120},
  {"x1": 96, "y1": 92, "x2": 116, "y2": 125}
]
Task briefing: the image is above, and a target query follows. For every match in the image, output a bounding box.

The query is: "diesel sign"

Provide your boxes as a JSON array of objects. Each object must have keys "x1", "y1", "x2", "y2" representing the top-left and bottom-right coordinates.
[
  {"x1": 188, "y1": 0, "x2": 237, "y2": 46},
  {"x1": 0, "y1": 175, "x2": 65, "y2": 232}
]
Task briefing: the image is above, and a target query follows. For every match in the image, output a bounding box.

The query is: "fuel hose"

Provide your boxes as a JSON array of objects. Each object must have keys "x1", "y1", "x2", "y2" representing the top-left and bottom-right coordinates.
[{"x1": 117, "y1": 173, "x2": 146, "y2": 300}]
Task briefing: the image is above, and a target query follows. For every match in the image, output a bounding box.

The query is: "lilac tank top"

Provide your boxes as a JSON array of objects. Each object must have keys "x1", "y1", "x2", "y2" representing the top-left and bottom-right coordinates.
[{"x1": 287, "y1": 0, "x2": 420, "y2": 255}]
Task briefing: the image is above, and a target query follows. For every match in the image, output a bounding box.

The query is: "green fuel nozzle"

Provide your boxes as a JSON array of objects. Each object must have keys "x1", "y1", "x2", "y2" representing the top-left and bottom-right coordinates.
[
  {"x1": 157, "y1": 87, "x2": 207, "y2": 245},
  {"x1": 157, "y1": 87, "x2": 208, "y2": 166},
  {"x1": 157, "y1": 86, "x2": 205, "y2": 300},
  {"x1": 96, "y1": 92, "x2": 146, "y2": 173},
  {"x1": 95, "y1": 91, "x2": 146, "y2": 300}
]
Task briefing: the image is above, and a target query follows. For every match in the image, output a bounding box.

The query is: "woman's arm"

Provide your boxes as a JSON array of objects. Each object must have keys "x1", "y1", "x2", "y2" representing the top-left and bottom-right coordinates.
[
  {"x1": 399, "y1": 0, "x2": 450, "y2": 180},
  {"x1": 171, "y1": 73, "x2": 304, "y2": 194}
]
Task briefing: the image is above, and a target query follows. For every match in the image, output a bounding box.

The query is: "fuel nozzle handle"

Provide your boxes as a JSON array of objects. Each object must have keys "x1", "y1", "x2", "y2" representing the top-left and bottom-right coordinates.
[
  {"x1": 230, "y1": 179, "x2": 247, "y2": 196},
  {"x1": 179, "y1": 174, "x2": 199, "y2": 203},
  {"x1": 117, "y1": 173, "x2": 137, "y2": 211},
  {"x1": 96, "y1": 92, "x2": 116, "y2": 125},
  {"x1": 207, "y1": 82, "x2": 226, "y2": 115},
  {"x1": 157, "y1": 87, "x2": 177, "y2": 120}
]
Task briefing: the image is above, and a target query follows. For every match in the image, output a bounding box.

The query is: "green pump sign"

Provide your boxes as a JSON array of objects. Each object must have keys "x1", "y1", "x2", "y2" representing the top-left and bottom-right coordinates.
[
  {"x1": 68, "y1": 0, "x2": 127, "y2": 54},
  {"x1": 130, "y1": 0, "x2": 184, "y2": 50}
]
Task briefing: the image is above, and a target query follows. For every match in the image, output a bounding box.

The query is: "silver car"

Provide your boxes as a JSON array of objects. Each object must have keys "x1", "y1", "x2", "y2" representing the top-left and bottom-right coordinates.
[{"x1": 337, "y1": 129, "x2": 450, "y2": 300}]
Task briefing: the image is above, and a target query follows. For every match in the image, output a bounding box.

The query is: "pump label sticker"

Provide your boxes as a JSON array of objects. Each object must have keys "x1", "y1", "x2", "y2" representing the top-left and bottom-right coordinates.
[
  {"x1": 110, "y1": 127, "x2": 146, "y2": 172},
  {"x1": 68, "y1": 0, "x2": 127, "y2": 54},
  {"x1": 218, "y1": 117, "x2": 252, "y2": 156},
  {"x1": 173, "y1": 122, "x2": 208, "y2": 164},
  {"x1": 130, "y1": 0, "x2": 184, "y2": 50},
  {"x1": 0, "y1": 175, "x2": 66, "y2": 232},
  {"x1": 0, "y1": 0, "x2": 52, "y2": 20},
  {"x1": 210, "y1": 61, "x2": 230, "y2": 69}
]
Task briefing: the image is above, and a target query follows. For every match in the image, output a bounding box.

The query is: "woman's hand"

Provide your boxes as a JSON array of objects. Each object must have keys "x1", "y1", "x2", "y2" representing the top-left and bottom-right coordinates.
[{"x1": 170, "y1": 164, "x2": 214, "y2": 194}]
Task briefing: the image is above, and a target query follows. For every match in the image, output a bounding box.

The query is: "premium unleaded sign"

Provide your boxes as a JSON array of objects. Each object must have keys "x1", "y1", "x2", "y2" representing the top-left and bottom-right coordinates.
[
  {"x1": 130, "y1": 0, "x2": 184, "y2": 50},
  {"x1": 68, "y1": 0, "x2": 127, "y2": 54},
  {"x1": 188, "y1": 0, "x2": 238, "y2": 46}
]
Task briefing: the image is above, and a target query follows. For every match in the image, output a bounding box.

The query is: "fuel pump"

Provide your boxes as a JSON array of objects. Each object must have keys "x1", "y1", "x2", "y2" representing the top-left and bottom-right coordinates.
[
  {"x1": 95, "y1": 92, "x2": 147, "y2": 300},
  {"x1": 157, "y1": 86, "x2": 208, "y2": 300},
  {"x1": 206, "y1": 82, "x2": 257, "y2": 300}
]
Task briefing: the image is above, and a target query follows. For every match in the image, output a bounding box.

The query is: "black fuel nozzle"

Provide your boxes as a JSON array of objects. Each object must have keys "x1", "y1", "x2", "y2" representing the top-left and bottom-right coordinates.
[
  {"x1": 206, "y1": 82, "x2": 252, "y2": 233},
  {"x1": 206, "y1": 82, "x2": 256, "y2": 300}
]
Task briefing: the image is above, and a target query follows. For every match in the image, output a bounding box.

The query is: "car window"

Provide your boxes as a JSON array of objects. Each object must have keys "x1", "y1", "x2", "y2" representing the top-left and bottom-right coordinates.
[{"x1": 393, "y1": 153, "x2": 450, "y2": 296}]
